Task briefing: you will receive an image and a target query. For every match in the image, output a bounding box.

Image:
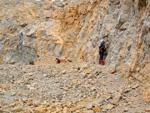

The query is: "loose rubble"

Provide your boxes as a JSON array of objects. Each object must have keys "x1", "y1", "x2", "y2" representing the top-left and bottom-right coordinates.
[
  {"x1": 0, "y1": 63, "x2": 149, "y2": 112},
  {"x1": 0, "y1": 0, "x2": 150, "y2": 103}
]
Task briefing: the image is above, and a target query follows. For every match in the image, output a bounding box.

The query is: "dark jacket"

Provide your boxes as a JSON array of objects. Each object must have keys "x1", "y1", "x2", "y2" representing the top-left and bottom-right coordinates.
[{"x1": 99, "y1": 42, "x2": 106, "y2": 54}]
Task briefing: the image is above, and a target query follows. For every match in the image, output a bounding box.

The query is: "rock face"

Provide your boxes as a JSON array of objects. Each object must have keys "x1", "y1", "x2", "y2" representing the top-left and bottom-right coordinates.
[{"x1": 0, "y1": 0, "x2": 150, "y2": 102}]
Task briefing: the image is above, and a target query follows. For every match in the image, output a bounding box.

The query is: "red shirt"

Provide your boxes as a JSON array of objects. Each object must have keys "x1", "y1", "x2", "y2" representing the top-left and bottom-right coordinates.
[{"x1": 56, "y1": 58, "x2": 61, "y2": 62}]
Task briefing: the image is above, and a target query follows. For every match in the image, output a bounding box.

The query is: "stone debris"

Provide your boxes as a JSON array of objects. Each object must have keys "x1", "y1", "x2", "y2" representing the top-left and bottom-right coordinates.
[
  {"x1": 0, "y1": 63, "x2": 148, "y2": 112},
  {"x1": 34, "y1": 107, "x2": 47, "y2": 113},
  {"x1": 110, "y1": 68, "x2": 116, "y2": 74},
  {"x1": 93, "y1": 106, "x2": 100, "y2": 112},
  {"x1": 0, "y1": 0, "x2": 150, "y2": 111},
  {"x1": 124, "y1": 107, "x2": 129, "y2": 112},
  {"x1": 12, "y1": 107, "x2": 23, "y2": 112},
  {"x1": 113, "y1": 92, "x2": 122, "y2": 102},
  {"x1": 131, "y1": 84, "x2": 139, "y2": 89},
  {"x1": 145, "y1": 108, "x2": 150, "y2": 112},
  {"x1": 86, "y1": 103, "x2": 93, "y2": 110},
  {"x1": 0, "y1": 0, "x2": 150, "y2": 105}
]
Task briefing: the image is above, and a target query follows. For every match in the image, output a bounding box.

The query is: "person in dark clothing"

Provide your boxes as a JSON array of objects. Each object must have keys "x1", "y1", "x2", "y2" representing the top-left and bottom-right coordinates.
[
  {"x1": 56, "y1": 58, "x2": 61, "y2": 64},
  {"x1": 99, "y1": 40, "x2": 107, "y2": 63}
]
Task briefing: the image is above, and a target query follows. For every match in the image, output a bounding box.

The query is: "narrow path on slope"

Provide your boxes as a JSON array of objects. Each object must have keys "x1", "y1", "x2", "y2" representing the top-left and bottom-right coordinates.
[{"x1": 0, "y1": 63, "x2": 149, "y2": 113}]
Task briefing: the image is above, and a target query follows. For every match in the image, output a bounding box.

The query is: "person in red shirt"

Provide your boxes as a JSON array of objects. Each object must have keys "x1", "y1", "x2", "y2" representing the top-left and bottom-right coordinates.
[{"x1": 56, "y1": 58, "x2": 61, "y2": 64}]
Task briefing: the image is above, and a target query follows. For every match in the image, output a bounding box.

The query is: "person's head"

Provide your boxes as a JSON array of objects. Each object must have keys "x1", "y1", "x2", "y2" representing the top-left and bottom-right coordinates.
[
  {"x1": 100, "y1": 39, "x2": 104, "y2": 44},
  {"x1": 100, "y1": 39, "x2": 104, "y2": 43}
]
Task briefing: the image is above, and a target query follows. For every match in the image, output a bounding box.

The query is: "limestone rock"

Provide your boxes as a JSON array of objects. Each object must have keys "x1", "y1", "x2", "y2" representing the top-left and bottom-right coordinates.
[
  {"x1": 123, "y1": 88, "x2": 131, "y2": 93},
  {"x1": 110, "y1": 68, "x2": 116, "y2": 74},
  {"x1": 86, "y1": 103, "x2": 93, "y2": 110},
  {"x1": 102, "y1": 104, "x2": 114, "y2": 111},
  {"x1": 63, "y1": 107, "x2": 68, "y2": 113},
  {"x1": 34, "y1": 107, "x2": 47, "y2": 113},
  {"x1": 93, "y1": 106, "x2": 100, "y2": 112},
  {"x1": 109, "y1": 99, "x2": 117, "y2": 105},
  {"x1": 113, "y1": 92, "x2": 122, "y2": 102},
  {"x1": 145, "y1": 108, "x2": 150, "y2": 112},
  {"x1": 124, "y1": 107, "x2": 128, "y2": 112},
  {"x1": 84, "y1": 70, "x2": 90, "y2": 74},
  {"x1": 12, "y1": 107, "x2": 23, "y2": 112},
  {"x1": 131, "y1": 84, "x2": 139, "y2": 89},
  {"x1": 86, "y1": 110, "x2": 94, "y2": 113}
]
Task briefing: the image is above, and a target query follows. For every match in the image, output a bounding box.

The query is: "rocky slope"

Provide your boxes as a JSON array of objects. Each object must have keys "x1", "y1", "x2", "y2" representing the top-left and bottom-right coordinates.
[
  {"x1": 0, "y1": 0, "x2": 150, "y2": 106},
  {"x1": 0, "y1": 63, "x2": 150, "y2": 112}
]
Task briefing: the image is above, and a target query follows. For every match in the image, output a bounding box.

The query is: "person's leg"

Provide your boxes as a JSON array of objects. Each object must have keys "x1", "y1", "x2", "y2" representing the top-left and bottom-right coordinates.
[
  {"x1": 99, "y1": 52, "x2": 101, "y2": 63},
  {"x1": 100, "y1": 53, "x2": 103, "y2": 60}
]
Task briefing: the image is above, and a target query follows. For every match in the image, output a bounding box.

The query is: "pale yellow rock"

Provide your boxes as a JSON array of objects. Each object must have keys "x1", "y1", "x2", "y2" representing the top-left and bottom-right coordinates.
[
  {"x1": 145, "y1": 108, "x2": 150, "y2": 111},
  {"x1": 81, "y1": 64, "x2": 89, "y2": 70},
  {"x1": 55, "y1": 106, "x2": 63, "y2": 112},
  {"x1": 26, "y1": 108, "x2": 34, "y2": 113},
  {"x1": 34, "y1": 107, "x2": 47, "y2": 113},
  {"x1": 113, "y1": 92, "x2": 122, "y2": 102},
  {"x1": 91, "y1": 80, "x2": 97, "y2": 85},
  {"x1": 86, "y1": 103, "x2": 93, "y2": 109},
  {"x1": 43, "y1": 102, "x2": 50, "y2": 107},
  {"x1": 93, "y1": 106, "x2": 99, "y2": 112},
  {"x1": 28, "y1": 98, "x2": 33, "y2": 101},
  {"x1": 13, "y1": 107, "x2": 23, "y2": 112},
  {"x1": 110, "y1": 68, "x2": 116, "y2": 74},
  {"x1": 67, "y1": 103, "x2": 72, "y2": 108},
  {"x1": 63, "y1": 107, "x2": 68, "y2": 113},
  {"x1": 104, "y1": 95, "x2": 112, "y2": 100},
  {"x1": 27, "y1": 101, "x2": 34, "y2": 106},
  {"x1": 106, "y1": 104, "x2": 114, "y2": 110},
  {"x1": 62, "y1": 70, "x2": 66, "y2": 74},
  {"x1": 54, "y1": 102, "x2": 60, "y2": 106},
  {"x1": 5, "y1": 86, "x2": 10, "y2": 91},
  {"x1": 9, "y1": 103, "x2": 16, "y2": 107},
  {"x1": 102, "y1": 103, "x2": 114, "y2": 111},
  {"x1": 132, "y1": 84, "x2": 139, "y2": 89},
  {"x1": 47, "y1": 106, "x2": 53, "y2": 111},
  {"x1": 76, "y1": 110, "x2": 80, "y2": 113},
  {"x1": 70, "y1": 106, "x2": 77, "y2": 112},
  {"x1": 87, "y1": 110, "x2": 94, "y2": 113},
  {"x1": 65, "y1": 17, "x2": 74, "y2": 24},
  {"x1": 84, "y1": 70, "x2": 90, "y2": 74},
  {"x1": 33, "y1": 103, "x2": 39, "y2": 107},
  {"x1": 60, "y1": 57, "x2": 66, "y2": 62},
  {"x1": 51, "y1": 112, "x2": 57, "y2": 113}
]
